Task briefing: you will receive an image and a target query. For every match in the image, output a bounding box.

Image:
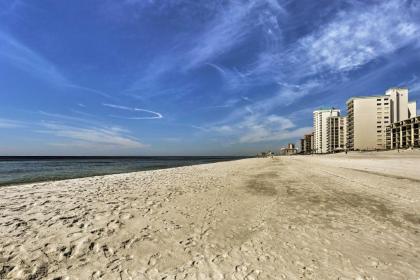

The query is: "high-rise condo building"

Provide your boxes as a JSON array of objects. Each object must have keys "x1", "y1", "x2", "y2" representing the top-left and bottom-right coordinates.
[
  {"x1": 408, "y1": 102, "x2": 417, "y2": 118},
  {"x1": 386, "y1": 88, "x2": 417, "y2": 120},
  {"x1": 313, "y1": 108, "x2": 340, "y2": 153},
  {"x1": 347, "y1": 95, "x2": 391, "y2": 150},
  {"x1": 300, "y1": 132, "x2": 314, "y2": 154},
  {"x1": 327, "y1": 116, "x2": 347, "y2": 152},
  {"x1": 347, "y1": 87, "x2": 416, "y2": 151}
]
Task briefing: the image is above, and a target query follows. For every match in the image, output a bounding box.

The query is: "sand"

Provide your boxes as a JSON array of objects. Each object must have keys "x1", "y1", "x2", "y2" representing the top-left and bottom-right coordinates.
[{"x1": 1, "y1": 151, "x2": 420, "y2": 279}]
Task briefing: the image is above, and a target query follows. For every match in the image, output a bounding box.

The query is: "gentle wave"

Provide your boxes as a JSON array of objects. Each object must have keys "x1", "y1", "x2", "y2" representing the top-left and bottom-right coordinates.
[{"x1": 0, "y1": 156, "x2": 246, "y2": 186}]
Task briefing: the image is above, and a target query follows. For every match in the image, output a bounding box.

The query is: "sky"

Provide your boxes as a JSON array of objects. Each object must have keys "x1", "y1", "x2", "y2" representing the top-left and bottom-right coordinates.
[{"x1": 1, "y1": 0, "x2": 420, "y2": 156}]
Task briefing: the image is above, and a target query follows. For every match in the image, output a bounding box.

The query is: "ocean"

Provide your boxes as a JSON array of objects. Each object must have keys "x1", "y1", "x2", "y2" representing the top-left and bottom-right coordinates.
[{"x1": 0, "y1": 156, "x2": 245, "y2": 186}]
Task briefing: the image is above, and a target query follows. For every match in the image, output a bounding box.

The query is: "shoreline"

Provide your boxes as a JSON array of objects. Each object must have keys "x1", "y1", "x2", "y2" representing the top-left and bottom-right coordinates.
[
  {"x1": 4, "y1": 149, "x2": 419, "y2": 188},
  {"x1": 1, "y1": 153, "x2": 419, "y2": 279},
  {"x1": 0, "y1": 156, "x2": 249, "y2": 188}
]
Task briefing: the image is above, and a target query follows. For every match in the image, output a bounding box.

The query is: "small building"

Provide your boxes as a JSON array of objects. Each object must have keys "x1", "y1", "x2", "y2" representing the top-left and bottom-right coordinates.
[
  {"x1": 280, "y1": 143, "x2": 297, "y2": 156},
  {"x1": 257, "y1": 151, "x2": 274, "y2": 158}
]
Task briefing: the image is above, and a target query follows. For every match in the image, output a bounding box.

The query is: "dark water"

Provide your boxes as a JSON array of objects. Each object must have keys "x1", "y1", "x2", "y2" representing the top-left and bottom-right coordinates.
[{"x1": 0, "y1": 156, "x2": 245, "y2": 186}]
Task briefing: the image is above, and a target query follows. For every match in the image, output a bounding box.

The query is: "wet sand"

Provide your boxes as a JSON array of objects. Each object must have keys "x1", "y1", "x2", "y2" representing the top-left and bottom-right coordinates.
[{"x1": 1, "y1": 151, "x2": 420, "y2": 279}]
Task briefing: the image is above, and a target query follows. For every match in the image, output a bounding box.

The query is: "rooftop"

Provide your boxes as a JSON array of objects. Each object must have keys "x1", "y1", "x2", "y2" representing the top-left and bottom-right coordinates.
[
  {"x1": 313, "y1": 107, "x2": 340, "y2": 112},
  {"x1": 386, "y1": 87, "x2": 408, "y2": 91},
  {"x1": 346, "y1": 95, "x2": 385, "y2": 103},
  {"x1": 346, "y1": 86, "x2": 411, "y2": 103}
]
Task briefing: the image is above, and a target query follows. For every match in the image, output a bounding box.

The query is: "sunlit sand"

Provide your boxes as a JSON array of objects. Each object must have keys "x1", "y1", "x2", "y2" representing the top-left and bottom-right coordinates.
[{"x1": 1, "y1": 151, "x2": 420, "y2": 279}]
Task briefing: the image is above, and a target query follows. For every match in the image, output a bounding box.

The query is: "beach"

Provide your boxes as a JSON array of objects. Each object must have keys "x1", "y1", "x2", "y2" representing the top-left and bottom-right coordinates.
[{"x1": 1, "y1": 151, "x2": 420, "y2": 279}]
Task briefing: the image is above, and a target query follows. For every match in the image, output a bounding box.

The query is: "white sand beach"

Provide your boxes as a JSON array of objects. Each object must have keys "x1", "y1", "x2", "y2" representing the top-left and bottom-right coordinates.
[{"x1": 1, "y1": 151, "x2": 420, "y2": 279}]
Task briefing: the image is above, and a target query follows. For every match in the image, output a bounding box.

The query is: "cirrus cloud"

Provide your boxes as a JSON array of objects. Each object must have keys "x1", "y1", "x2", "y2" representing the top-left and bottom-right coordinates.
[
  {"x1": 103, "y1": 103, "x2": 163, "y2": 120},
  {"x1": 297, "y1": 0, "x2": 420, "y2": 74},
  {"x1": 39, "y1": 122, "x2": 147, "y2": 149},
  {"x1": 0, "y1": 118, "x2": 24, "y2": 128}
]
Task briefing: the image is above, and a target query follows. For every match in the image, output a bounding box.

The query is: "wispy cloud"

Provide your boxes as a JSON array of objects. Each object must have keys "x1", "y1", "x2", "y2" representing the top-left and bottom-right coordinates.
[
  {"x1": 103, "y1": 103, "x2": 163, "y2": 119},
  {"x1": 35, "y1": 110, "x2": 147, "y2": 148},
  {"x1": 186, "y1": 1, "x2": 264, "y2": 69},
  {"x1": 201, "y1": 113, "x2": 311, "y2": 144},
  {"x1": 191, "y1": 125, "x2": 207, "y2": 131},
  {"x1": 39, "y1": 122, "x2": 147, "y2": 148},
  {"x1": 206, "y1": 63, "x2": 251, "y2": 91},
  {"x1": 202, "y1": 96, "x2": 252, "y2": 110},
  {"x1": 296, "y1": 1, "x2": 420, "y2": 74},
  {"x1": 0, "y1": 118, "x2": 24, "y2": 128},
  {"x1": 2, "y1": 0, "x2": 418, "y2": 154},
  {"x1": 185, "y1": 0, "x2": 285, "y2": 70},
  {"x1": 125, "y1": 0, "x2": 286, "y2": 98},
  {"x1": 0, "y1": 31, "x2": 111, "y2": 101},
  {"x1": 211, "y1": 80, "x2": 321, "y2": 126},
  {"x1": 275, "y1": 80, "x2": 322, "y2": 105},
  {"x1": 63, "y1": 84, "x2": 113, "y2": 99},
  {"x1": 242, "y1": 114, "x2": 309, "y2": 143},
  {"x1": 0, "y1": 31, "x2": 67, "y2": 84},
  {"x1": 403, "y1": 75, "x2": 420, "y2": 97},
  {"x1": 125, "y1": 0, "x2": 420, "y2": 147},
  {"x1": 239, "y1": 125, "x2": 312, "y2": 144},
  {"x1": 39, "y1": 111, "x2": 102, "y2": 126},
  {"x1": 224, "y1": 0, "x2": 420, "y2": 111},
  {"x1": 260, "y1": 3, "x2": 417, "y2": 73}
]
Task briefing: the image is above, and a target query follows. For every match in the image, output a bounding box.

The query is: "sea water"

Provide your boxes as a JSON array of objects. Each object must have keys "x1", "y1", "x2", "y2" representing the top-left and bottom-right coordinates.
[{"x1": 0, "y1": 156, "x2": 244, "y2": 186}]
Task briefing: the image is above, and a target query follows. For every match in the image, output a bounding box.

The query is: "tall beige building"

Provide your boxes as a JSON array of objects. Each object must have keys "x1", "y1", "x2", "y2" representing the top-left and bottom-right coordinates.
[
  {"x1": 347, "y1": 87, "x2": 416, "y2": 151},
  {"x1": 408, "y1": 101, "x2": 417, "y2": 118},
  {"x1": 313, "y1": 108, "x2": 340, "y2": 153},
  {"x1": 327, "y1": 116, "x2": 347, "y2": 152}
]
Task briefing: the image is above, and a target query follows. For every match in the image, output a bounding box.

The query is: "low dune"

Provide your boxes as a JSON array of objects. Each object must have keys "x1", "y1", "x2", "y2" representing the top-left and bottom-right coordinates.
[{"x1": 1, "y1": 152, "x2": 420, "y2": 279}]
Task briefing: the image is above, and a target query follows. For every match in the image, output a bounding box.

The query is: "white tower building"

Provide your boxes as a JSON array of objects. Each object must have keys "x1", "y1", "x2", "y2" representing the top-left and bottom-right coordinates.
[{"x1": 313, "y1": 108, "x2": 340, "y2": 154}]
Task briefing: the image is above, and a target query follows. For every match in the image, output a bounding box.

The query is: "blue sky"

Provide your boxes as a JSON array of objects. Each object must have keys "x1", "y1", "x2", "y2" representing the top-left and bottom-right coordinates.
[{"x1": 1, "y1": 0, "x2": 420, "y2": 156}]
